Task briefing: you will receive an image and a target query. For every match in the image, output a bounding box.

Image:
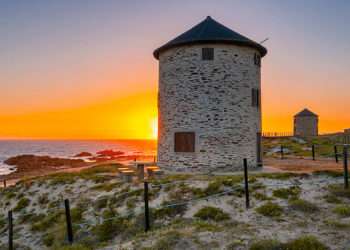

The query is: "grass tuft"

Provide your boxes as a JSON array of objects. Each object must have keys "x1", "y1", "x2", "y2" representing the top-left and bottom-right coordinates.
[
  {"x1": 288, "y1": 199, "x2": 319, "y2": 213},
  {"x1": 283, "y1": 235, "x2": 328, "y2": 250},
  {"x1": 14, "y1": 197, "x2": 30, "y2": 211},
  {"x1": 194, "y1": 206, "x2": 230, "y2": 222},
  {"x1": 256, "y1": 202, "x2": 283, "y2": 217},
  {"x1": 328, "y1": 184, "x2": 350, "y2": 198},
  {"x1": 249, "y1": 239, "x2": 282, "y2": 250},
  {"x1": 273, "y1": 187, "x2": 301, "y2": 199},
  {"x1": 333, "y1": 205, "x2": 350, "y2": 217}
]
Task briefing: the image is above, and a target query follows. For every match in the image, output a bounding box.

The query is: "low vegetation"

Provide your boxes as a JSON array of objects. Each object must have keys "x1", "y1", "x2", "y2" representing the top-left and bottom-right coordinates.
[
  {"x1": 194, "y1": 206, "x2": 230, "y2": 222},
  {"x1": 255, "y1": 202, "x2": 283, "y2": 217},
  {"x1": 272, "y1": 186, "x2": 301, "y2": 199},
  {"x1": 250, "y1": 235, "x2": 328, "y2": 250},
  {"x1": 328, "y1": 184, "x2": 350, "y2": 198},
  {"x1": 0, "y1": 165, "x2": 348, "y2": 249},
  {"x1": 288, "y1": 199, "x2": 319, "y2": 213},
  {"x1": 262, "y1": 135, "x2": 343, "y2": 158},
  {"x1": 13, "y1": 197, "x2": 30, "y2": 211},
  {"x1": 324, "y1": 219, "x2": 350, "y2": 229},
  {"x1": 143, "y1": 230, "x2": 182, "y2": 250},
  {"x1": 333, "y1": 205, "x2": 350, "y2": 217},
  {"x1": 253, "y1": 191, "x2": 273, "y2": 201},
  {"x1": 249, "y1": 239, "x2": 282, "y2": 250},
  {"x1": 284, "y1": 235, "x2": 328, "y2": 250}
]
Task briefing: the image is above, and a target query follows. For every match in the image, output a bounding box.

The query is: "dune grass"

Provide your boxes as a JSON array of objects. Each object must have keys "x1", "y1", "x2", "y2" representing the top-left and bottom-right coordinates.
[{"x1": 256, "y1": 202, "x2": 283, "y2": 217}]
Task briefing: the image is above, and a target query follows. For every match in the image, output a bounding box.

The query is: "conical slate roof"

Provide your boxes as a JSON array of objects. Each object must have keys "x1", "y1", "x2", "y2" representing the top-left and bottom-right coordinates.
[
  {"x1": 295, "y1": 108, "x2": 318, "y2": 117},
  {"x1": 153, "y1": 16, "x2": 267, "y2": 59}
]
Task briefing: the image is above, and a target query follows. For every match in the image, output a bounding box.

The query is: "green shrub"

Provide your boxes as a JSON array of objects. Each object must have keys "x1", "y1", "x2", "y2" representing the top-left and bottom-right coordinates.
[
  {"x1": 4, "y1": 190, "x2": 17, "y2": 200},
  {"x1": 333, "y1": 205, "x2": 350, "y2": 217},
  {"x1": 153, "y1": 203, "x2": 187, "y2": 220},
  {"x1": 71, "y1": 207, "x2": 84, "y2": 223},
  {"x1": 38, "y1": 194, "x2": 49, "y2": 206},
  {"x1": 254, "y1": 192, "x2": 272, "y2": 201},
  {"x1": 273, "y1": 187, "x2": 300, "y2": 199},
  {"x1": 250, "y1": 236, "x2": 328, "y2": 250},
  {"x1": 0, "y1": 214, "x2": 5, "y2": 229},
  {"x1": 90, "y1": 182, "x2": 122, "y2": 192},
  {"x1": 152, "y1": 174, "x2": 191, "y2": 185},
  {"x1": 203, "y1": 181, "x2": 222, "y2": 196},
  {"x1": 55, "y1": 244, "x2": 92, "y2": 250},
  {"x1": 14, "y1": 197, "x2": 30, "y2": 211},
  {"x1": 92, "y1": 209, "x2": 127, "y2": 242},
  {"x1": 31, "y1": 211, "x2": 63, "y2": 231},
  {"x1": 194, "y1": 206, "x2": 230, "y2": 222},
  {"x1": 328, "y1": 184, "x2": 350, "y2": 198},
  {"x1": 148, "y1": 230, "x2": 182, "y2": 250},
  {"x1": 215, "y1": 175, "x2": 243, "y2": 186},
  {"x1": 226, "y1": 240, "x2": 245, "y2": 249},
  {"x1": 126, "y1": 197, "x2": 137, "y2": 210},
  {"x1": 48, "y1": 199, "x2": 61, "y2": 209},
  {"x1": 193, "y1": 220, "x2": 221, "y2": 232},
  {"x1": 42, "y1": 233, "x2": 55, "y2": 247},
  {"x1": 49, "y1": 173, "x2": 76, "y2": 185},
  {"x1": 323, "y1": 194, "x2": 341, "y2": 204},
  {"x1": 288, "y1": 199, "x2": 319, "y2": 213},
  {"x1": 283, "y1": 235, "x2": 328, "y2": 250},
  {"x1": 324, "y1": 219, "x2": 350, "y2": 229},
  {"x1": 18, "y1": 212, "x2": 43, "y2": 224},
  {"x1": 256, "y1": 202, "x2": 283, "y2": 217},
  {"x1": 94, "y1": 197, "x2": 109, "y2": 210},
  {"x1": 249, "y1": 239, "x2": 282, "y2": 250}
]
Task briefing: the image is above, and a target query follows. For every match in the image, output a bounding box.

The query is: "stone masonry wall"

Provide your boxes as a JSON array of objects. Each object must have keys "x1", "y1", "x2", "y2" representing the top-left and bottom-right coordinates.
[
  {"x1": 157, "y1": 44, "x2": 262, "y2": 172},
  {"x1": 294, "y1": 116, "x2": 318, "y2": 137}
]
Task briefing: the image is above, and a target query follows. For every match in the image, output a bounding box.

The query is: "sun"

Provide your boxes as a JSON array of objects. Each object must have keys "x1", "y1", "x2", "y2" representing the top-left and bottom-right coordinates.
[{"x1": 151, "y1": 117, "x2": 158, "y2": 140}]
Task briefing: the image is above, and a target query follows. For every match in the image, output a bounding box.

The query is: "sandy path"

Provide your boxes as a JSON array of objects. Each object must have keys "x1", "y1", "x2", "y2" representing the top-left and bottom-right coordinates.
[{"x1": 264, "y1": 157, "x2": 343, "y2": 172}]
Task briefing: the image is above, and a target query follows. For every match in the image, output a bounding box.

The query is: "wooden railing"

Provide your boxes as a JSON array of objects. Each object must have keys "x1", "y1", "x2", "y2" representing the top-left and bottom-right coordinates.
[{"x1": 262, "y1": 132, "x2": 293, "y2": 138}]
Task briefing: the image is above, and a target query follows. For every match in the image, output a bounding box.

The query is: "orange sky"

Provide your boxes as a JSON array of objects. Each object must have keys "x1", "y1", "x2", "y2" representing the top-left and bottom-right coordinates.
[
  {"x1": 1, "y1": 1, "x2": 349, "y2": 140},
  {"x1": 0, "y1": 92, "x2": 158, "y2": 140}
]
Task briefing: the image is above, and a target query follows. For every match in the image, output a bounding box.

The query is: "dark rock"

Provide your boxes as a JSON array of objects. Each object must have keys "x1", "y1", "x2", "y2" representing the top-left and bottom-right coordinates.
[
  {"x1": 96, "y1": 150, "x2": 124, "y2": 157},
  {"x1": 73, "y1": 152, "x2": 92, "y2": 157},
  {"x1": 4, "y1": 155, "x2": 85, "y2": 171}
]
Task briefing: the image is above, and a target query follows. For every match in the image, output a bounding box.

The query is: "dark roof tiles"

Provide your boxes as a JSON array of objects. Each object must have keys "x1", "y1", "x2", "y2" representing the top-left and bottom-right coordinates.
[
  {"x1": 154, "y1": 16, "x2": 267, "y2": 59},
  {"x1": 295, "y1": 109, "x2": 318, "y2": 117}
]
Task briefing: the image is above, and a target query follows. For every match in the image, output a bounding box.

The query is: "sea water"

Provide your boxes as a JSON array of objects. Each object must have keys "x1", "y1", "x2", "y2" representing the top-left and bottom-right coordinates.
[{"x1": 0, "y1": 140, "x2": 157, "y2": 176}]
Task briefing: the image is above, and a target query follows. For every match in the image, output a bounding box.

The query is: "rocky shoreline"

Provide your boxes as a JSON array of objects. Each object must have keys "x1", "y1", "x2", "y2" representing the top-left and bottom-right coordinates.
[{"x1": 0, "y1": 151, "x2": 155, "y2": 182}]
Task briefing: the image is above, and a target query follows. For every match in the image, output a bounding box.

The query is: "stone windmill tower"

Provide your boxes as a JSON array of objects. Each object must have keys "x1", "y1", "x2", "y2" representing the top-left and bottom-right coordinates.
[
  {"x1": 153, "y1": 16, "x2": 267, "y2": 171},
  {"x1": 294, "y1": 108, "x2": 319, "y2": 137}
]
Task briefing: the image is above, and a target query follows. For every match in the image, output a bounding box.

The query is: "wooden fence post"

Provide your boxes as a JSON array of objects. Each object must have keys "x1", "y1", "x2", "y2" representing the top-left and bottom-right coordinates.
[
  {"x1": 312, "y1": 145, "x2": 316, "y2": 161},
  {"x1": 144, "y1": 182, "x2": 150, "y2": 232},
  {"x1": 280, "y1": 145, "x2": 284, "y2": 160},
  {"x1": 243, "y1": 159, "x2": 250, "y2": 209},
  {"x1": 344, "y1": 146, "x2": 349, "y2": 189},
  {"x1": 3, "y1": 180, "x2": 6, "y2": 188},
  {"x1": 8, "y1": 210, "x2": 13, "y2": 250},
  {"x1": 64, "y1": 199, "x2": 73, "y2": 244},
  {"x1": 334, "y1": 145, "x2": 338, "y2": 163}
]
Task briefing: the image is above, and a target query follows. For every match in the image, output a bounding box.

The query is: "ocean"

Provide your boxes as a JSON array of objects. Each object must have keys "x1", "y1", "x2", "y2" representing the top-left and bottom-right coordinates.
[{"x1": 0, "y1": 140, "x2": 157, "y2": 176}]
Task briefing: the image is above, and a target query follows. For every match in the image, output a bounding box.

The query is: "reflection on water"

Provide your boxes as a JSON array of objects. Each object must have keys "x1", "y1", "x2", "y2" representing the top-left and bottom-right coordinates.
[{"x1": 0, "y1": 140, "x2": 157, "y2": 176}]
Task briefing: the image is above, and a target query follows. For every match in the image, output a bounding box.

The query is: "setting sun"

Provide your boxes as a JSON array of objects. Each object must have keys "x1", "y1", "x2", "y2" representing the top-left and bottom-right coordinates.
[{"x1": 151, "y1": 117, "x2": 158, "y2": 140}]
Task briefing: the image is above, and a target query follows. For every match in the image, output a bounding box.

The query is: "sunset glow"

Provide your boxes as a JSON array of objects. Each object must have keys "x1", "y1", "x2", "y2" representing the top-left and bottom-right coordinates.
[
  {"x1": 151, "y1": 117, "x2": 158, "y2": 140},
  {"x1": 1, "y1": 1, "x2": 349, "y2": 140}
]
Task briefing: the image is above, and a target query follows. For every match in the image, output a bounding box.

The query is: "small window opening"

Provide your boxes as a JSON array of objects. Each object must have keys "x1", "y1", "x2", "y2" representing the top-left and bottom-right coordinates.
[
  {"x1": 174, "y1": 132, "x2": 195, "y2": 152},
  {"x1": 254, "y1": 53, "x2": 261, "y2": 67},
  {"x1": 252, "y1": 88, "x2": 260, "y2": 107},
  {"x1": 202, "y1": 48, "x2": 214, "y2": 60}
]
